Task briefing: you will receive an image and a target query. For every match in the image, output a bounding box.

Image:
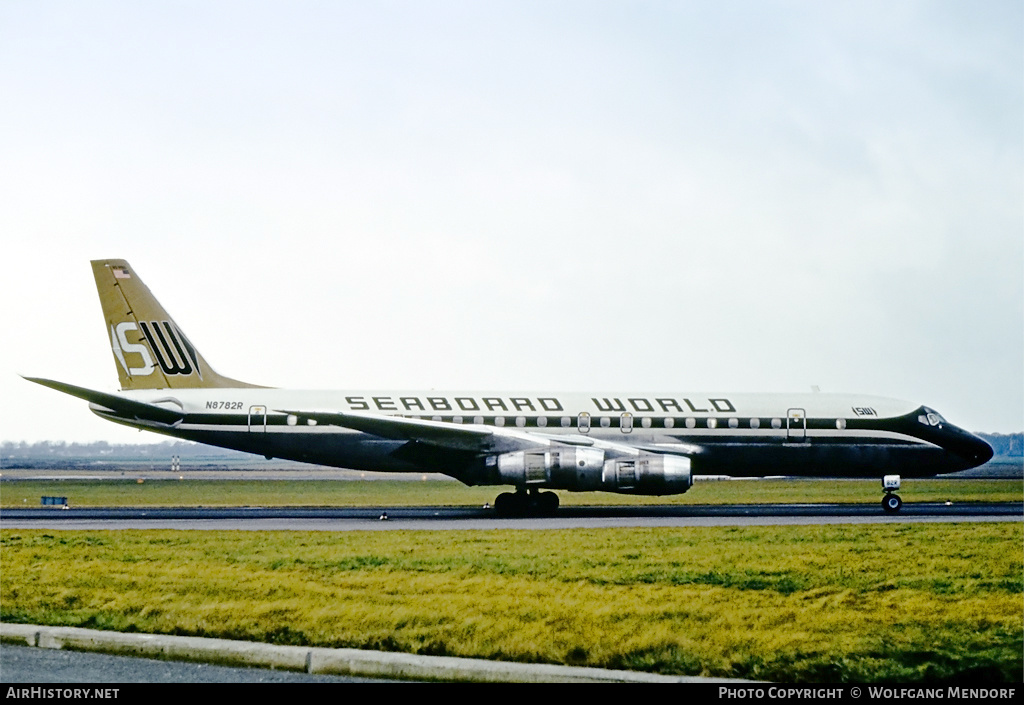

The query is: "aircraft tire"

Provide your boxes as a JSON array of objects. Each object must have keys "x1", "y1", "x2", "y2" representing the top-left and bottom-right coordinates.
[
  {"x1": 537, "y1": 491, "x2": 559, "y2": 516},
  {"x1": 882, "y1": 493, "x2": 903, "y2": 513},
  {"x1": 494, "y1": 492, "x2": 519, "y2": 518}
]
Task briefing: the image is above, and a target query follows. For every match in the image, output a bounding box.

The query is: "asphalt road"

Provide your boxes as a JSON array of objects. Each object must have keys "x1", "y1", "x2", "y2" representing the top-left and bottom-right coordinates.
[
  {"x1": 1, "y1": 502, "x2": 1019, "y2": 531},
  {"x1": 0, "y1": 643, "x2": 397, "y2": 683}
]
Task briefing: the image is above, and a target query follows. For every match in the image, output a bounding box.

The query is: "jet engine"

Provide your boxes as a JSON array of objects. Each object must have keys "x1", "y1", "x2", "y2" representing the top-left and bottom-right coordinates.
[
  {"x1": 496, "y1": 447, "x2": 606, "y2": 489},
  {"x1": 601, "y1": 454, "x2": 692, "y2": 495},
  {"x1": 491, "y1": 449, "x2": 692, "y2": 495}
]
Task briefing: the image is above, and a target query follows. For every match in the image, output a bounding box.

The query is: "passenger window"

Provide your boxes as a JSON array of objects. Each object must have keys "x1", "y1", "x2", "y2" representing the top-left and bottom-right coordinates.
[{"x1": 578, "y1": 412, "x2": 591, "y2": 433}]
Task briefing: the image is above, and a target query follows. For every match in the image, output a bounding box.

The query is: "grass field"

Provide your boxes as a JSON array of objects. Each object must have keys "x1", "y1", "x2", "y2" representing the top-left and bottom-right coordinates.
[
  {"x1": 1, "y1": 477, "x2": 1021, "y2": 508},
  {"x1": 1, "y1": 478, "x2": 1021, "y2": 682},
  {"x1": 1, "y1": 523, "x2": 1021, "y2": 683}
]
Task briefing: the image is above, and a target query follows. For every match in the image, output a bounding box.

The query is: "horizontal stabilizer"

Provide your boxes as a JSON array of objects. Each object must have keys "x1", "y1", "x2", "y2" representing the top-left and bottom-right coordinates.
[{"x1": 23, "y1": 376, "x2": 185, "y2": 425}]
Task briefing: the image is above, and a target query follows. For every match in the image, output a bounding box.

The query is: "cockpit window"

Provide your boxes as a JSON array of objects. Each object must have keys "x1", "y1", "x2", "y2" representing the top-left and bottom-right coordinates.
[{"x1": 918, "y1": 408, "x2": 945, "y2": 426}]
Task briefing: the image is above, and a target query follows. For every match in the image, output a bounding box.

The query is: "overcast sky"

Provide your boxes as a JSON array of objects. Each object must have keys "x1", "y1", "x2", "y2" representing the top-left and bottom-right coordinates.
[{"x1": 1, "y1": 0, "x2": 1021, "y2": 443}]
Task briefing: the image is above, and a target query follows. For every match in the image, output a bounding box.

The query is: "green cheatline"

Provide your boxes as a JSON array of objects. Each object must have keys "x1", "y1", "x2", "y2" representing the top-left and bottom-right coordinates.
[{"x1": 1, "y1": 523, "x2": 1021, "y2": 683}]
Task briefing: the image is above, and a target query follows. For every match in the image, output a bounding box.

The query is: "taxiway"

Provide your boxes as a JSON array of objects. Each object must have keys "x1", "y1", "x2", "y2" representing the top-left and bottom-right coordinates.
[{"x1": 1, "y1": 502, "x2": 1019, "y2": 531}]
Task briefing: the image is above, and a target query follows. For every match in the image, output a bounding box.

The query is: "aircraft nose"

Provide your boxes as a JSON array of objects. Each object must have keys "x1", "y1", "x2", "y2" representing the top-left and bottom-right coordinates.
[
  {"x1": 955, "y1": 428, "x2": 993, "y2": 467},
  {"x1": 972, "y1": 436, "x2": 994, "y2": 465}
]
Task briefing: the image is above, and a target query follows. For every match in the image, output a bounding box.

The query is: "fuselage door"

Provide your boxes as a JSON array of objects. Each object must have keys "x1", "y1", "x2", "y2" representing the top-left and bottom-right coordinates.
[
  {"x1": 248, "y1": 405, "x2": 267, "y2": 433},
  {"x1": 786, "y1": 408, "x2": 806, "y2": 442}
]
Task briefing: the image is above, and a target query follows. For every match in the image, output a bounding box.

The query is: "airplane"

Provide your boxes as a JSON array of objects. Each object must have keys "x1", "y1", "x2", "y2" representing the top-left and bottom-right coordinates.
[{"x1": 24, "y1": 259, "x2": 993, "y2": 516}]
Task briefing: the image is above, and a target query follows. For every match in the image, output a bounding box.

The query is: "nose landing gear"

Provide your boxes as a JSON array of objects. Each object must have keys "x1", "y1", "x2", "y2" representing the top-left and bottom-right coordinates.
[{"x1": 882, "y1": 475, "x2": 902, "y2": 513}]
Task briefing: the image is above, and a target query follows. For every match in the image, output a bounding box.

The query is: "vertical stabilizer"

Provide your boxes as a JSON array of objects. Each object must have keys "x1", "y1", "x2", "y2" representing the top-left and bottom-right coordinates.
[{"x1": 91, "y1": 259, "x2": 260, "y2": 390}]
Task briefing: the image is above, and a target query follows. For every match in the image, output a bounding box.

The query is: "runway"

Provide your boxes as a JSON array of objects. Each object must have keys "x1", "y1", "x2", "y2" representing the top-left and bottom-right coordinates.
[{"x1": 1, "y1": 502, "x2": 1020, "y2": 530}]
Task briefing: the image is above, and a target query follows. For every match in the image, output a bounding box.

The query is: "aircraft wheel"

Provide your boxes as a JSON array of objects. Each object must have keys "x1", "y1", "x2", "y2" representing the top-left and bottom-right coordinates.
[
  {"x1": 537, "y1": 492, "x2": 559, "y2": 516},
  {"x1": 494, "y1": 492, "x2": 518, "y2": 518},
  {"x1": 882, "y1": 493, "x2": 903, "y2": 513}
]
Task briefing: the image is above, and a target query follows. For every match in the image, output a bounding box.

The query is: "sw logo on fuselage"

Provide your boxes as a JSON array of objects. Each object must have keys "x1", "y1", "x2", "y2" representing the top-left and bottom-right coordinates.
[{"x1": 109, "y1": 320, "x2": 202, "y2": 379}]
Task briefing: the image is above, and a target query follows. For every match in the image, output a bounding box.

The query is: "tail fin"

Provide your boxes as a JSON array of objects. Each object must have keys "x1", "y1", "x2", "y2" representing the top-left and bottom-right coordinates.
[{"x1": 92, "y1": 259, "x2": 261, "y2": 390}]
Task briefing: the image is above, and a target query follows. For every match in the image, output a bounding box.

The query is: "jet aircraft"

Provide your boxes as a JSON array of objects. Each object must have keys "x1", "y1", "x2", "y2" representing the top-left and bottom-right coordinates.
[{"x1": 25, "y1": 260, "x2": 993, "y2": 515}]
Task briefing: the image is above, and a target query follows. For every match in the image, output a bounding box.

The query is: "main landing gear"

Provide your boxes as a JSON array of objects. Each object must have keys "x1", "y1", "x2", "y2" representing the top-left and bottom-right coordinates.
[
  {"x1": 494, "y1": 488, "x2": 560, "y2": 518},
  {"x1": 882, "y1": 475, "x2": 902, "y2": 513}
]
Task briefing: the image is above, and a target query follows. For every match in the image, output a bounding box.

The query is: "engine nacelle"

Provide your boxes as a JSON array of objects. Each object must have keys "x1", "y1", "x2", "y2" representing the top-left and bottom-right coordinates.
[
  {"x1": 601, "y1": 454, "x2": 693, "y2": 495},
  {"x1": 495, "y1": 447, "x2": 606, "y2": 488},
  {"x1": 488, "y1": 449, "x2": 692, "y2": 495}
]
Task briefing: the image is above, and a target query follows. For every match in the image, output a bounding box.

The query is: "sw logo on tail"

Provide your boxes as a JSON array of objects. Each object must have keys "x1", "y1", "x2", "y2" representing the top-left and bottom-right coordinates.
[{"x1": 110, "y1": 320, "x2": 201, "y2": 379}]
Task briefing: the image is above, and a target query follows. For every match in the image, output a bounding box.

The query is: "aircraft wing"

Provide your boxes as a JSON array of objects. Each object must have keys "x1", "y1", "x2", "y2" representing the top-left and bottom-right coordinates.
[
  {"x1": 23, "y1": 377, "x2": 185, "y2": 426},
  {"x1": 277, "y1": 408, "x2": 702, "y2": 459},
  {"x1": 277, "y1": 409, "x2": 550, "y2": 454}
]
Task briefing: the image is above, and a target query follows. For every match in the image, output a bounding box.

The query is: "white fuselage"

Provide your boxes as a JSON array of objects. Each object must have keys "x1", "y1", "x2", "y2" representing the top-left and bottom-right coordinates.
[{"x1": 93, "y1": 388, "x2": 988, "y2": 485}]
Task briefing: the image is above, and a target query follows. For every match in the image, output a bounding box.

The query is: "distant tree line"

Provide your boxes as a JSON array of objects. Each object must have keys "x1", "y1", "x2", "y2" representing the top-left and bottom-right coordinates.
[
  {"x1": 977, "y1": 433, "x2": 1023, "y2": 458},
  {"x1": 1, "y1": 440, "x2": 245, "y2": 461}
]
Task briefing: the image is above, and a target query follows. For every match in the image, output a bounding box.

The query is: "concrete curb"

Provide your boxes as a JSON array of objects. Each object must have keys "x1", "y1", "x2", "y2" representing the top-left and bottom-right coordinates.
[{"x1": 1, "y1": 623, "x2": 744, "y2": 683}]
